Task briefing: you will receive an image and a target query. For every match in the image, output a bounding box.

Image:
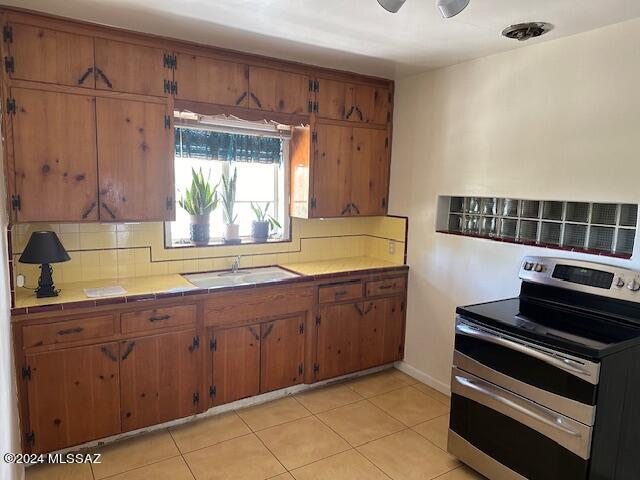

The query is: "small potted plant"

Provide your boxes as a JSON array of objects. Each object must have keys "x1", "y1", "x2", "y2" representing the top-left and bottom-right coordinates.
[
  {"x1": 178, "y1": 168, "x2": 219, "y2": 246},
  {"x1": 221, "y1": 168, "x2": 241, "y2": 244},
  {"x1": 250, "y1": 202, "x2": 281, "y2": 242}
]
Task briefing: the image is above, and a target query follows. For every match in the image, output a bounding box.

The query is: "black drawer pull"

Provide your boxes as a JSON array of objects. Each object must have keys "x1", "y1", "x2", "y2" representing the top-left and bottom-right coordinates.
[
  {"x1": 148, "y1": 314, "x2": 171, "y2": 322},
  {"x1": 57, "y1": 326, "x2": 84, "y2": 336},
  {"x1": 379, "y1": 284, "x2": 394, "y2": 290}
]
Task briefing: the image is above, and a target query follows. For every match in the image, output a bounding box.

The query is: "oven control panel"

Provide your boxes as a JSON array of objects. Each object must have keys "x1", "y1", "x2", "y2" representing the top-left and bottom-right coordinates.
[{"x1": 520, "y1": 256, "x2": 640, "y2": 301}]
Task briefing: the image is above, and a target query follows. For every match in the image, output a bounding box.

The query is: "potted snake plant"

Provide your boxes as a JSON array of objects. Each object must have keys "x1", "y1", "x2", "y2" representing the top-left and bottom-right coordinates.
[
  {"x1": 178, "y1": 168, "x2": 219, "y2": 246},
  {"x1": 250, "y1": 202, "x2": 281, "y2": 242},
  {"x1": 221, "y1": 168, "x2": 241, "y2": 244}
]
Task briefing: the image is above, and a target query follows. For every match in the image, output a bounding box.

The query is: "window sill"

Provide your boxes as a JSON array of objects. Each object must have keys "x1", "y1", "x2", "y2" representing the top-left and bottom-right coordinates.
[{"x1": 165, "y1": 236, "x2": 292, "y2": 250}]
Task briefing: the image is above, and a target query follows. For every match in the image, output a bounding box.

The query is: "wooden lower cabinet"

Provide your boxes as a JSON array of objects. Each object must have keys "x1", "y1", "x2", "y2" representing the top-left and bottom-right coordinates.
[
  {"x1": 260, "y1": 315, "x2": 305, "y2": 393},
  {"x1": 25, "y1": 343, "x2": 121, "y2": 454},
  {"x1": 120, "y1": 329, "x2": 200, "y2": 431},
  {"x1": 316, "y1": 302, "x2": 362, "y2": 380},
  {"x1": 359, "y1": 296, "x2": 405, "y2": 369}
]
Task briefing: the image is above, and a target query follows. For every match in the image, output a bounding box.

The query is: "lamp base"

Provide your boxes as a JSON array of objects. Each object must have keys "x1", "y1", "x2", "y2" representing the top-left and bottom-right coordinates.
[{"x1": 36, "y1": 263, "x2": 60, "y2": 298}]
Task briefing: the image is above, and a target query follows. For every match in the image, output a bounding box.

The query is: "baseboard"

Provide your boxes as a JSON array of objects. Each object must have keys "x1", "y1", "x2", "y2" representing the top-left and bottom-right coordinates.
[{"x1": 394, "y1": 360, "x2": 451, "y2": 396}]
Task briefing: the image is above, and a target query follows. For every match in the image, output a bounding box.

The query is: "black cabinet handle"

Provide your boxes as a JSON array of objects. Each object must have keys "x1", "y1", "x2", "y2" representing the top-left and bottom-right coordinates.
[
  {"x1": 355, "y1": 106, "x2": 364, "y2": 121},
  {"x1": 101, "y1": 202, "x2": 116, "y2": 219},
  {"x1": 95, "y1": 67, "x2": 113, "y2": 88},
  {"x1": 363, "y1": 302, "x2": 374, "y2": 315},
  {"x1": 261, "y1": 324, "x2": 274, "y2": 340},
  {"x1": 100, "y1": 346, "x2": 118, "y2": 362},
  {"x1": 351, "y1": 203, "x2": 360, "y2": 215},
  {"x1": 235, "y1": 91, "x2": 247, "y2": 105},
  {"x1": 58, "y1": 326, "x2": 83, "y2": 336},
  {"x1": 148, "y1": 314, "x2": 171, "y2": 322},
  {"x1": 345, "y1": 106, "x2": 355, "y2": 120},
  {"x1": 82, "y1": 202, "x2": 96, "y2": 219},
  {"x1": 78, "y1": 66, "x2": 94, "y2": 85},
  {"x1": 341, "y1": 204, "x2": 351, "y2": 215},
  {"x1": 354, "y1": 304, "x2": 364, "y2": 316},
  {"x1": 121, "y1": 341, "x2": 136, "y2": 360},
  {"x1": 248, "y1": 326, "x2": 260, "y2": 342},
  {"x1": 250, "y1": 92, "x2": 262, "y2": 109}
]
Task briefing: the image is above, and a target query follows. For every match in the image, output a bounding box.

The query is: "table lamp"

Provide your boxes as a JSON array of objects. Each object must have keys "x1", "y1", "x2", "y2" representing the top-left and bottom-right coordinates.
[{"x1": 18, "y1": 231, "x2": 70, "y2": 298}]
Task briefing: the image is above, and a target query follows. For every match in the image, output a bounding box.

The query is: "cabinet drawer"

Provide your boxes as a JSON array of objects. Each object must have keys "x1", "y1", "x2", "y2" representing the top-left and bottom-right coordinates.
[
  {"x1": 366, "y1": 277, "x2": 406, "y2": 297},
  {"x1": 22, "y1": 315, "x2": 116, "y2": 349},
  {"x1": 121, "y1": 305, "x2": 196, "y2": 334},
  {"x1": 318, "y1": 282, "x2": 362, "y2": 304}
]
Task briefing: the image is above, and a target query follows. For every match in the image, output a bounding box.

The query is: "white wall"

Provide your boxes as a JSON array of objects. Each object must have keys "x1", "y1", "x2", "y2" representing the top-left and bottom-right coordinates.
[
  {"x1": 0, "y1": 140, "x2": 23, "y2": 480},
  {"x1": 389, "y1": 17, "x2": 640, "y2": 392}
]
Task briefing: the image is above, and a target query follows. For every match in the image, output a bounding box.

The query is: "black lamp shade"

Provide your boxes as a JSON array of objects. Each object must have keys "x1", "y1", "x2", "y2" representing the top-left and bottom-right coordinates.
[{"x1": 19, "y1": 231, "x2": 70, "y2": 264}]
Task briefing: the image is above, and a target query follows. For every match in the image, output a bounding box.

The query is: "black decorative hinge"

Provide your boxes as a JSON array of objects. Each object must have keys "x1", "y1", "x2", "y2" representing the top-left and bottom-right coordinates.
[
  {"x1": 11, "y1": 195, "x2": 20, "y2": 211},
  {"x1": 299, "y1": 323, "x2": 304, "y2": 334},
  {"x1": 25, "y1": 431, "x2": 35, "y2": 447},
  {"x1": 188, "y1": 335, "x2": 200, "y2": 352},
  {"x1": 311, "y1": 131, "x2": 318, "y2": 143},
  {"x1": 164, "y1": 115, "x2": 171, "y2": 129},
  {"x1": 387, "y1": 111, "x2": 391, "y2": 122},
  {"x1": 385, "y1": 137, "x2": 389, "y2": 148},
  {"x1": 315, "y1": 314, "x2": 321, "y2": 325},
  {"x1": 298, "y1": 363, "x2": 304, "y2": 376},
  {"x1": 310, "y1": 198, "x2": 317, "y2": 209},
  {"x1": 166, "y1": 196, "x2": 173, "y2": 210},
  {"x1": 381, "y1": 197, "x2": 387, "y2": 209},
  {"x1": 209, "y1": 385, "x2": 217, "y2": 398},
  {"x1": 308, "y1": 101, "x2": 318, "y2": 113},
  {"x1": 22, "y1": 365, "x2": 31, "y2": 380},
  {"x1": 3, "y1": 24, "x2": 12, "y2": 43},
  {"x1": 164, "y1": 80, "x2": 178, "y2": 95},
  {"x1": 4, "y1": 56, "x2": 14, "y2": 74},
  {"x1": 193, "y1": 392, "x2": 199, "y2": 405},
  {"x1": 313, "y1": 363, "x2": 320, "y2": 375},
  {"x1": 308, "y1": 79, "x2": 319, "y2": 92},
  {"x1": 163, "y1": 53, "x2": 177, "y2": 69},
  {"x1": 209, "y1": 338, "x2": 217, "y2": 352},
  {"x1": 400, "y1": 301, "x2": 405, "y2": 312},
  {"x1": 6, "y1": 97, "x2": 16, "y2": 115}
]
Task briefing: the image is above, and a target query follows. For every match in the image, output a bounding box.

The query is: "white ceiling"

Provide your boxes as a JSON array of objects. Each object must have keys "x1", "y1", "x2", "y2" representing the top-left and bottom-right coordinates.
[{"x1": 5, "y1": 0, "x2": 640, "y2": 78}]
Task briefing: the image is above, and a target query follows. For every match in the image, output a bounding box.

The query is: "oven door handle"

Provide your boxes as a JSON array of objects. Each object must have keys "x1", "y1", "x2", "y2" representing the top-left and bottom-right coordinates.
[
  {"x1": 456, "y1": 321, "x2": 597, "y2": 384},
  {"x1": 453, "y1": 374, "x2": 581, "y2": 437}
]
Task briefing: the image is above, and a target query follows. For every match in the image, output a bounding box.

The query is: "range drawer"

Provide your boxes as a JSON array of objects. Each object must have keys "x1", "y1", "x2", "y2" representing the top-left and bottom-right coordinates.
[
  {"x1": 318, "y1": 281, "x2": 363, "y2": 304},
  {"x1": 22, "y1": 315, "x2": 116, "y2": 349},
  {"x1": 121, "y1": 304, "x2": 196, "y2": 334},
  {"x1": 366, "y1": 276, "x2": 406, "y2": 297}
]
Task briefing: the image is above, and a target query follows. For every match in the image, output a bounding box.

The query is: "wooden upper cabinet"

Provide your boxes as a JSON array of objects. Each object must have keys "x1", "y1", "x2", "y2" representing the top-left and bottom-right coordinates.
[
  {"x1": 7, "y1": 23, "x2": 95, "y2": 88},
  {"x1": 316, "y1": 78, "x2": 390, "y2": 125},
  {"x1": 248, "y1": 67, "x2": 309, "y2": 114},
  {"x1": 94, "y1": 38, "x2": 169, "y2": 97},
  {"x1": 25, "y1": 343, "x2": 121, "y2": 454},
  {"x1": 120, "y1": 330, "x2": 200, "y2": 432},
  {"x1": 211, "y1": 325, "x2": 261, "y2": 406},
  {"x1": 350, "y1": 127, "x2": 389, "y2": 216},
  {"x1": 175, "y1": 53, "x2": 249, "y2": 107},
  {"x1": 260, "y1": 315, "x2": 305, "y2": 393},
  {"x1": 11, "y1": 88, "x2": 99, "y2": 222},
  {"x1": 311, "y1": 123, "x2": 352, "y2": 218},
  {"x1": 96, "y1": 97, "x2": 174, "y2": 221}
]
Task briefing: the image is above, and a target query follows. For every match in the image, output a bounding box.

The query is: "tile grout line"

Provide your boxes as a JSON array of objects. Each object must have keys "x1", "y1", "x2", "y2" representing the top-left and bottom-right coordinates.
[
  {"x1": 235, "y1": 411, "x2": 290, "y2": 476},
  {"x1": 166, "y1": 427, "x2": 198, "y2": 480}
]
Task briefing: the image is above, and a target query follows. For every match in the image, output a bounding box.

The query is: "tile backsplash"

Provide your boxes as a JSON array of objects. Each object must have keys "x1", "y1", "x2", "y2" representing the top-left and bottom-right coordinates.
[{"x1": 10, "y1": 216, "x2": 407, "y2": 286}]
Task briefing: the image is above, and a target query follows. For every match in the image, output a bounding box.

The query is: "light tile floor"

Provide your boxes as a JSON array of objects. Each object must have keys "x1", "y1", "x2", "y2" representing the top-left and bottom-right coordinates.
[{"x1": 26, "y1": 368, "x2": 486, "y2": 480}]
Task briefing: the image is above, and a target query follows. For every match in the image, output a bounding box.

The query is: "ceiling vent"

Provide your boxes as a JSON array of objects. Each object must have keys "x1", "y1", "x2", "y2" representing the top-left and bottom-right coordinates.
[{"x1": 502, "y1": 22, "x2": 553, "y2": 41}]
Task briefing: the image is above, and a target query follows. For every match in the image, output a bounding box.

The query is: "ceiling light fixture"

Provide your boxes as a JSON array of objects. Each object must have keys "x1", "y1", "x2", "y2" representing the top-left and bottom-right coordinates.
[
  {"x1": 376, "y1": 0, "x2": 406, "y2": 13},
  {"x1": 502, "y1": 22, "x2": 554, "y2": 41},
  {"x1": 436, "y1": 0, "x2": 470, "y2": 18}
]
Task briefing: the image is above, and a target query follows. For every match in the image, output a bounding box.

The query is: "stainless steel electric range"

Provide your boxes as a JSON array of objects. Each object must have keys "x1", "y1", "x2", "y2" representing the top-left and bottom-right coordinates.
[{"x1": 448, "y1": 256, "x2": 640, "y2": 480}]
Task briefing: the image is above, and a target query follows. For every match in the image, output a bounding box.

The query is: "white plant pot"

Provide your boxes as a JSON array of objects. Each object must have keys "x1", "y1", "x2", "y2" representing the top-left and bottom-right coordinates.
[{"x1": 224, "y1": 223, "x2": 240, "y2": 241}]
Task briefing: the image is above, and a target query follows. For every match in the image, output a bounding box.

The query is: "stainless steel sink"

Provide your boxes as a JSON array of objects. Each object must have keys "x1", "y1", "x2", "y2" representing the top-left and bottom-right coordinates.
[{"x1": 182, "y1": 266, "x2": 299, "y2": 289}]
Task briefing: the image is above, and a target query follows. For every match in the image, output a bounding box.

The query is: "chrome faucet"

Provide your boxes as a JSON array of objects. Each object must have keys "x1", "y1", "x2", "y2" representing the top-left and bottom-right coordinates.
[{"x1": 231, "y1": 255, "x2": 241, "y2": 273}]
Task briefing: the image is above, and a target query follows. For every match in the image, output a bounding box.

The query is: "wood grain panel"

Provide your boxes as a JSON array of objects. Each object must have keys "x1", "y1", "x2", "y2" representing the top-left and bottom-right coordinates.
[
  {"x1": 121, "y1": 305, "x2": 196, "y2": 334},
  {"x1": 382, "y1": 295, "x2": 406, "y2": 363},
  {"x1": 94, "y1": 38, "x2": 167, "y2": 96},
  {"x1": 249, "y1": 67, "x2": 309, "y2": 114},
  {"x1": 260, "y1": 315, "x2": 305, "y2": 393},
  {"x1": 211, "y1": 325, "x2": 260, "y2": 406},
  {"x1": 22, "y1": 315, "x2": 116, "y2": 349},
  {"x1": 120, "y1": 329, "x2": 200, "y2": 432},
  {"x1": 312, "y1": 124, "x2": 352, "y2": 218},
  {"x1": 316, "y1": 302, "x2": 361, "y2": 380},
  {"x1": 350, "y1": 127, "x2": 389, "y2": 216},
  {"x1": 8, "y1": 22, "x2": 95, "y2": 88},
  {"x1": 12, "y1": 88, "x2": 98, "y2": 222},
  {"x1": 96, "y1": 97, "x2": 173, "y2": 221},
  {"x1": 316, "y1": 78, "x2": 347, "y2": 121},
  {"x1": 25, "y1": 343, "x2": 120, "y2": 453}
]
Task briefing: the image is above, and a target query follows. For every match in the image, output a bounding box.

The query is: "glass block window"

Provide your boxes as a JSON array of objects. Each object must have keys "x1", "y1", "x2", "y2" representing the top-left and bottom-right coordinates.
[{"x1": 438, "y1": 197, "x2": 638, "y2": 258}]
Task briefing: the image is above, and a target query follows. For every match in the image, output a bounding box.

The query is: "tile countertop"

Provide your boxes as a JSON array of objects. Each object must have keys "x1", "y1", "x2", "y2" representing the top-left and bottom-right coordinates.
[{"x1": 12, "y1": 256, "x2": 406, "y2": 313}]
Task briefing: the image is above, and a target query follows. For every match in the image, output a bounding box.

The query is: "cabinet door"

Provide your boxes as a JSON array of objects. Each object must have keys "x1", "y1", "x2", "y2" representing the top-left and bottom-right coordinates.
[
  {"x1": 120, "y1": 330, "x2": 200, "y2": 432},
  {"x1": 175, "y1": 53, "x2": 249, "y2": 107},
  {"x1": 8, "y1": 23, "x2": 95, "y2": 88},
  {"x1": 248, "y1": 67, "x2": 309, "y2": 114},
  {"x1": 316, "y1": 302, "x2": 361, "y2": 380},
  {"x1": 350, "y1": 127, "x2": 389, "y2": 216},
  {"x1": 312, "y1": 124, "x2": 352, "y2": 218},
  {"x1": 382, "y1": 296, "x2": 406, "y2": 363},
  {"x1": 12, "y1": 88, "x2": 99, "y2": 222},
  {"x1": 348, "y1": 84, "x2": 391, "y2": 125},
  {"x1": 96, "y1": 97, "x2": 174, "y2": 221},
  {"x1": 94, "y1": 38, "x2": 168, "y2": 96},
  {"x1": 211, "y1": 326, "x2": 260, "y2": 406},
  {"x1": 316, "y1": 78, "x2": 347, "y2": 121},
  {"x1": 260, "y1": 315, "x2": 305, "y2": 393},
  {"x1": 358, "y1": 300, "x2": 386, "y2": 370},
  {"x1": 25, "y1": 343, "x2": 120, "y2": 453}
]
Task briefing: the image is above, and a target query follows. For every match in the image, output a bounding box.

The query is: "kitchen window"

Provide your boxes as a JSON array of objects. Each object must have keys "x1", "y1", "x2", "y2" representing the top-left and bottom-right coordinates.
[{"x1": 165, "y1": 114, "x2": 291, "y2": 247}]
